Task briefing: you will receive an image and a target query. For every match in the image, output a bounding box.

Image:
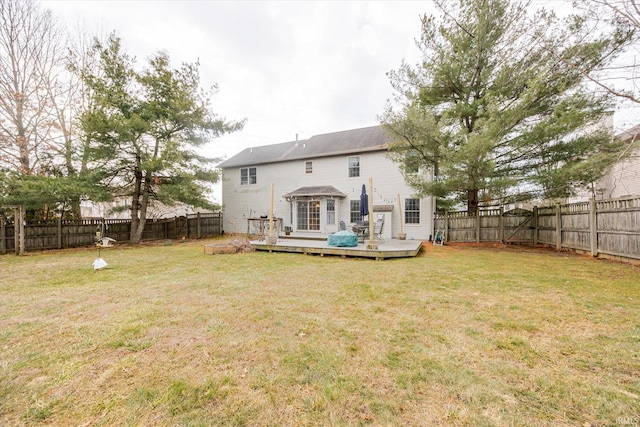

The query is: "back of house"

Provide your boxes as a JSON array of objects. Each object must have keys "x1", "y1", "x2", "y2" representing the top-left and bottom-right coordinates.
[
  {"x1": 218, "y1": 125, "x2": 435, "y2": 241},
  {"x1": 597, "y1": 124, "x2": 640, "y2": 199}
]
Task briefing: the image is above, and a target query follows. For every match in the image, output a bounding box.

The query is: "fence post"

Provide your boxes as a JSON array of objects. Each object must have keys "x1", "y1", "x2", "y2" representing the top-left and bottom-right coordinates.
[
  {"x1": 499, "y1": 207, "x2": 504, "y2": 243},
  {"x1": 13, "y1": 209, "x2": 18, "y2": 255},
  {"x1": 476, "y1": 211, "x2": 481, "y2": 243},
  {"x1": 444, "y1": 211, "x2": 449, "y2": 242},
  {"x1": 533, "y1": 206, "x2": 538, "y2": 245},
  {"x1": 589, "y1": 197, "x2": 598, "y2": 257},
  {"x1": 57, "y1": 218, "x2": 62, "y2": 249},
  {"x1": 0, "y1": 215, "x2": 5, "y2": 254},
  {"x1": 555, "y1": 203, "x2": 561, "y2": 251},
  {"x1": 18, "y1": 206, "x2": 25, "y2": 255},
  {"x1": 197, "y1": 212, "x2": 202, "y2": 239}
]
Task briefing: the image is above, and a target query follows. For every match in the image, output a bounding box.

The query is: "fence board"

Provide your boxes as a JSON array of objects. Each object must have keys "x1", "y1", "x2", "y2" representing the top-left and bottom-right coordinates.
[
  {"x1": 0, "y1": 213, "x2": 222, "y2": 254},
  {"x1": 435, "y1": 196, "x2": 640, "y2": 262}
]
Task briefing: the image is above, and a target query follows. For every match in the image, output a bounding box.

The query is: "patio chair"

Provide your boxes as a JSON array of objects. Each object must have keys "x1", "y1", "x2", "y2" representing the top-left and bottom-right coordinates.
[
  {"x1": 433, "y1": 229, "x2": 445, "y2": 246},
  {"x1": 373, "y1": 218, "x2": 385, "y2": 242}
]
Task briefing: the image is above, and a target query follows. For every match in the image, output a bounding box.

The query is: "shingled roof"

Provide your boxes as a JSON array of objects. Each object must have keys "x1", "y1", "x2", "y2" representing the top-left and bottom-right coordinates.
[
  {"x1": 283, "y1": 185, "x2": 347, "y2": 199},
  {"x1": 218, "y1": 125, "x2": 390, "y2": 168},
  {"x1": 617, "y1": 123, "x2": 640, "y2": 143}
]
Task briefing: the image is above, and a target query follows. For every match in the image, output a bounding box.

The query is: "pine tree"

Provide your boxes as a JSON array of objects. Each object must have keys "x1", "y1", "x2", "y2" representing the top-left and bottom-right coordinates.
[
  {"x1": 381, "y1": 0, "x2": 633, "y2": 212},
  {"x1": 79, "y1": 35, "x2": 244, "y2": 242}
]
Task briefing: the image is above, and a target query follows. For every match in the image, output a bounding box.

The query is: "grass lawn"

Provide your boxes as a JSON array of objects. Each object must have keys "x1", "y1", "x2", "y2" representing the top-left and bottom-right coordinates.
[{"x1": 1, "y1": 238, "x2": 639, "y2": 426}]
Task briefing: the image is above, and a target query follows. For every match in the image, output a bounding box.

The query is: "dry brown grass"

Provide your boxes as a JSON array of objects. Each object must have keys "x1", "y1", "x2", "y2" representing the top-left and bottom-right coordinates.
[{"x1": 1, "y1": 238, "x2": 639, "y2": 426}]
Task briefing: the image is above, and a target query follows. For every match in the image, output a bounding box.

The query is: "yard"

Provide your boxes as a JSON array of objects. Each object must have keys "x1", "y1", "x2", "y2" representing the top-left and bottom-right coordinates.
[{"x1": 1, "y1": 238, "x2": 639, "y2": 426}]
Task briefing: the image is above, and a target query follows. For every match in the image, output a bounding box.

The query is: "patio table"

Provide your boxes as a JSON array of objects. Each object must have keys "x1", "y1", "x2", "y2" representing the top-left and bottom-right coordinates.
[{"x1": 352, "y1": 222, "x2": 369, "y2": 243}]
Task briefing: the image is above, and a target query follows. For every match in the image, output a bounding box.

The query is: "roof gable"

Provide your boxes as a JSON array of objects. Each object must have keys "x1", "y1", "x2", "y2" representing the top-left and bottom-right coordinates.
[
  {"x1": 617, "y1": 123, "x2": 640, "y2": 143},
  {"x1": 218, "y1": 125, "x2": 389, "y2": 168}
]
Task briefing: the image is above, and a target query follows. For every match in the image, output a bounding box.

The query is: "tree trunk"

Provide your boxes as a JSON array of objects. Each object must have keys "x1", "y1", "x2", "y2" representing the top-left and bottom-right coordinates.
[
  {"x1": 467, "y1": 189, "x2": 479, "y2": 215},
  {"x1": 17, "y1": 134, "x2": 30, "y2": 174},
  {"x1": 130, "y1": 173, "x2": 151, "y2": 243},
  {"x1": 130, "y1": 157, "x2": 143, "y2": 242},
  {"x1": 64, "y1": 129, "x2": 81, "y2": 219},
  {"x1": 69, "y1": 136, "x2": 92, "y2": 220},
  {"x1": 130, "y1": 195, "x2": 140, "y2": 242}
]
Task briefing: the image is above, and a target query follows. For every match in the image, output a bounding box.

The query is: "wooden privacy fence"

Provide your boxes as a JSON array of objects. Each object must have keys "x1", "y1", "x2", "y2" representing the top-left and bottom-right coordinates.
[
  {"x1": 434, "y1": 196, "x2": 640, "y2": 262},
  {"x1": 0, "y1": 212, "x2": 222, "y2": 255}
]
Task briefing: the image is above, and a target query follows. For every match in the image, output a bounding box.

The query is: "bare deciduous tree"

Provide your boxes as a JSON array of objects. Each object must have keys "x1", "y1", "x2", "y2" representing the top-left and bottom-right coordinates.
[
  {"x1": 571, "y1": 0, "x2": 640, "y2": 105},
  {"x1": 0, "y1": 0, "x2": 65, "y2": 174}
]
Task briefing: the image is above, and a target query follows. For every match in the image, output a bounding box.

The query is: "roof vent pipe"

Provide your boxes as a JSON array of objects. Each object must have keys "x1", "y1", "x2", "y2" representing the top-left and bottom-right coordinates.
[{"x1": 296, "y1": 133, "x2": 298, "y2": 141}]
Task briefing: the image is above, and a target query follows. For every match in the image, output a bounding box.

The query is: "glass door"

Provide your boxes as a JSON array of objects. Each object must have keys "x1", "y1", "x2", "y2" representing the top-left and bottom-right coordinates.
[{"x1": 296, "y1": 200, "x2": 320, "y2": 231}]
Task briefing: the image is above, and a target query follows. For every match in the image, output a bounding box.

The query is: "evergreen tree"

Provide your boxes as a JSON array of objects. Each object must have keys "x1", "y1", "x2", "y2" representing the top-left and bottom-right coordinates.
[
  {"x1": 0, "y1": 170, "x2": 108, "y2": 219},
  {"x1": 381, "y1": 0, "x2": 633, "y2": 212},
  {"x1": 80, "y1": 35, "x2": 244, "y2": 242}
]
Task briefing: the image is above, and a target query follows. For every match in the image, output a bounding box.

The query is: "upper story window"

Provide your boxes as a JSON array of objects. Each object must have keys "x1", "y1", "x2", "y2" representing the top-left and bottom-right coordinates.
[
  {"x1": 240, "y1": 167, "x2": 257, "y2": 185},
  {"x1": 405, "y1": 198, "x2": 420, "y2": 224},
  {"x1": 348, "y1": 156, "x2": 360, "y2": 178},
  {"x1": 305, "y1": 161, "x2": 313, "y2": 174}
]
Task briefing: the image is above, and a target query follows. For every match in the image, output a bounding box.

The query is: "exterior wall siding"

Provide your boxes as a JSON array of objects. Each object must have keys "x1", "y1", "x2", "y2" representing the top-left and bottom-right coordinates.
[
  {"x1": 569, "y1": 124, "x2": 639, "y2": 203},
  {"x1": 221, "y1": 150, "x2": 434, "y2": 240},
  {"x1": 598, "y1": 150, "x2": 640, "y2": 199}
]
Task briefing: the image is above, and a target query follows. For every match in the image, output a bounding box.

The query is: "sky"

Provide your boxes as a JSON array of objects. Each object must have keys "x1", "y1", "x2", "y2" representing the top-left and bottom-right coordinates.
[
  {"x1": 40, "y1": 0, "x2": 639, "y2": 203},
  {"x1": 41, "y1": 1, "x2": 432, "y2": 159}
]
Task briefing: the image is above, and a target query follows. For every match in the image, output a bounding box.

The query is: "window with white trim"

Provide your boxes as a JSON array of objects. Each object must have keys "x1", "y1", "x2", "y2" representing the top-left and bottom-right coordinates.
[
  {"x1": 305, "y1": 161, "x2": 313, "y2": 174},
  {"x1": 240, "y1": 167, "x2": 257, "y2": 185},
  {"x1": 405, "y1": 198, "x2": 420, "y2": 224},
  {"x1": 348, "y1": 156, "x2": 360, "y2": 178}
]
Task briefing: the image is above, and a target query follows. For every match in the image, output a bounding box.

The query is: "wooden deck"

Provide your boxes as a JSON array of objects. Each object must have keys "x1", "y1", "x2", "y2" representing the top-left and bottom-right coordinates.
[{"x1": 250, "y1": 237, "x2": 424, "y2": 260}]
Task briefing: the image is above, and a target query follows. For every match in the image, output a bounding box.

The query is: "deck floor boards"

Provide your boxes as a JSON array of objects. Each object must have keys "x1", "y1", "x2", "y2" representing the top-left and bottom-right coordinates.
[{"x1": 250, "y1": 238, "x2": 423, "y2": 260}]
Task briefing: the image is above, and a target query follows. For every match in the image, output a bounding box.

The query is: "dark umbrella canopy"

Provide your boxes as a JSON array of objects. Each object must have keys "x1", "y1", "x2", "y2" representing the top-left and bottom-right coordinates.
[{"x1": 359, "y1": 184, "x2": 369, "y2": 218}]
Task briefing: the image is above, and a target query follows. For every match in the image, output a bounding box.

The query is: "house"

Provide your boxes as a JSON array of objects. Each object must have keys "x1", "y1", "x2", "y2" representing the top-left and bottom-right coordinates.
[
  {"x1": 81, "y1": 198, "x2": 213, "y2": 220},
  {"x1": 218, "y1": 125, "x2": 435, "y2": 240},
  {"x1": 595, "y1": 123, "x2": 640, "y2": 199}
]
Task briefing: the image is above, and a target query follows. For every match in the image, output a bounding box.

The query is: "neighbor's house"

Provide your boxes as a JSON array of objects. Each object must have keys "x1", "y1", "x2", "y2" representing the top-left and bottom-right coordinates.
[
  {"x1": 80, "y1": 198, "x2": 212, "y2": 220},
  {"x1": 218, "y1": 125, "x2": 435, "y2": 240},
  {"x1": 595, "y1": 123, "x2": 640, "y2": 199}
]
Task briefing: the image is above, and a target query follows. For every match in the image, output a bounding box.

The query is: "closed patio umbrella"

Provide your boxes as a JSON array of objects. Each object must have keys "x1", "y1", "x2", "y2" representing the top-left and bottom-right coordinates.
[{"x1": 360, "y1": 184, "x2": 369, "y2": 220}]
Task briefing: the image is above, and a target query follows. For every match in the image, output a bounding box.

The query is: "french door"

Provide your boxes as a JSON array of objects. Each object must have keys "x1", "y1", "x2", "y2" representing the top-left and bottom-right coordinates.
[{"x1": 296, "y1": 200, "x2": 320, "y2": 231}]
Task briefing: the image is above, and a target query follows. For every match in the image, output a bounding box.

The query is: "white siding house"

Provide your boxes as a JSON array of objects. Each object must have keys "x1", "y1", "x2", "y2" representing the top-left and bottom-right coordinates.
[
  {"x1": 596, "y1": 124, "x2": 640, "y2": 199},
  {"x1": 218, "y1": 126, "x2": 435, "y2": 240}
]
